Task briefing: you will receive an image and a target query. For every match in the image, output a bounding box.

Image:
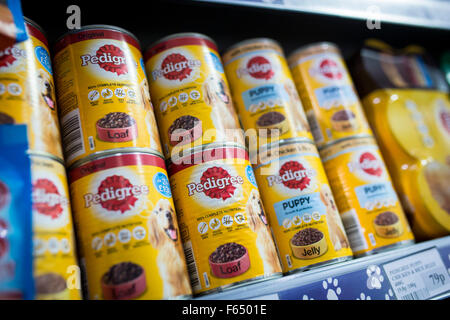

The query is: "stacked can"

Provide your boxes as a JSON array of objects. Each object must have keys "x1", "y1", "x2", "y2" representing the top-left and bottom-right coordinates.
[
  {"x1": 0, "y1": 18, "x2": 81, "y2": 299},
  {"x1": 288, "y1": 42, "x2": 415, "y2": 256},
  {"x1": 145, "y1": 33, "x2": 282, "y2": 296},
  {"x1": 53, "y1": 25, "x2": 191, "y2": 300},
  {"x1": 223, "y1": 38, "x2": 353, "y2": 274}
]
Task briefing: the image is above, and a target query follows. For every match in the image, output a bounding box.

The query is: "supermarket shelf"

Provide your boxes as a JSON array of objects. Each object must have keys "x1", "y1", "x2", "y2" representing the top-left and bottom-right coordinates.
[
  {"x1": 194, "y1": 0, "x2": 450, "y2": 31},
  {"x1": 197, "y1": 236, "x2": 450, "y2": 300}
]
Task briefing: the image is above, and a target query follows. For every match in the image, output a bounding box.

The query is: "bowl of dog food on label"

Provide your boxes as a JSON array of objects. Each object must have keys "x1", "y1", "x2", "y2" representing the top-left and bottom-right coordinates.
[
  {"x1": 290, "y1": 227, "x2": 328, "y2": 260},
  {"x1": 256, "y1": 111, "x2": 289, "y2": 136},
  {"x1": 330, "y1": 109, "x2": 358, "y2": 132},
  {"x1": 209, "y1": 242, "x2": 250, "y2": 278},
  {"x1": 373, "y1": 211, "x2": 404, "y2": 238},
  {"x1": 35, "y1": 273, "x2": 70, "y2": 300},
  {"x1": 101, "y1": 262, "x2": 147, "y2": 300},
  {"x1": 96, "y1": 112, "x2": 138, "y2": 142},
  {"x1": 168, "y1": 115, "x2": 202, "y2": 146}
]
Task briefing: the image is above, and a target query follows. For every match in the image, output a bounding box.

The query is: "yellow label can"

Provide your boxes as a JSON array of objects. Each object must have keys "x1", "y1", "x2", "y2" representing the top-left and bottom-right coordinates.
[
  {"x1": 144, "y1": 33, "x2": 244, "y2": 158},
  {"x1": 167, "y1": 144, "x2": 282, "y2": 295},
  {"x1": 222, "y1": 38, "x2": 312, "y2": 148},
  {"x1": 288, "y1": 42, "x2": 373, "y2": 148},
  {"x1": 253, "y1": 139, "x2": 352, "y2": 273},
  {"x1": 320, "y1": 136, "x2": 415, "y2": 256},
  {"x1": 68, "y1": 152, "x2": 192, "y2": 300},
  {"x1": 0, "y1": 19, "x2": 63, "y2": 160},
  {"x1": 30, "y1": 154, "x2": 81, "y2": 300},
  {"x1": 53, "y1": 25, "x2": 162, "y2": 167}
]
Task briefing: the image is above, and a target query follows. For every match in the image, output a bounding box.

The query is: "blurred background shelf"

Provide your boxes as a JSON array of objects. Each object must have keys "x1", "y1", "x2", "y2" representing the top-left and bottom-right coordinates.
[
  {"x1": 197, "y1": 236, "x2": 450, "y2": 300},
  {"x1": 193, "y1": 0, "x2": 450, "y2": 31}
]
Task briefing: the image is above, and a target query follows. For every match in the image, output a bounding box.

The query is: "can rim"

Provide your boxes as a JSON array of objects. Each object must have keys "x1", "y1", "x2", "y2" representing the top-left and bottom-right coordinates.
[
  {"x1": 68, "y1": 149, "x2": 165, "y2": 171},
  {"x1": 146, "y1": 32, "x2": 217, "y2": 53},
  {"x1": 223, "y1": 37, "x2": 282, "y2": 56},
  {"x1": 167, "y1": 142, "x2": 248, "y2": 164},
  {"x1": 27, "y1": 150, "x2": 65, "y2": 165},
  {"x1": 257, "y1": 137, "x2": 316, "y2": 153},
  {"x1": 54, "y1": 24, "x2": 140, "y2": 49},
  {"x1": 318, "y1": 134, "x2": 375, "y2": 152},
  {"x1": 23, "y1": 17, "x2": 47, "y2": 39},
  {"x1": 288, "y1": 42, "x2": 340, "y2": 62}
]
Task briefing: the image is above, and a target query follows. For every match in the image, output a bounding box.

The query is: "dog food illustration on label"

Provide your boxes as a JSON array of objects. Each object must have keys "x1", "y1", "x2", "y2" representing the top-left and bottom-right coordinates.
[
  {"x1": 68, "y1": 152, "x2": 191, "y2": 300},
  {"x1": 168, "y1": 144, "x2": 282, "y2": 295},
  {"x1": 319, "y1": 136, "x2": 415, "y2": 256},
  {"x1": 253, "y1": 140, "x2": 352, "y2": 273},
  {"x1": 53, "y1": 25, "x2": 162, "y2": 167},
  {"x1": 145, "y1": 33, "x2": 244, "y2": 158},
  {"x1": 30, "y1": 154, "x2": 81, "y2": 300},
  {"x1": 0, "y1": 18, "x2": 63, "y2": 160},
  {"x1": 223, "y1": 39, "x2": 312, "y2": 149},
  {"x1": 288, "y1": 42, "x2": 372, "y2": 148}
]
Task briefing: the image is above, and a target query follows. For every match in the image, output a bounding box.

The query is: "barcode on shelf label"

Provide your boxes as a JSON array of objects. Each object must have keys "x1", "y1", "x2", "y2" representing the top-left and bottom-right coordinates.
[
  {"x1": 383, "y1": 248, "x2": 450, "y2": 300},
  {"x1": 61, "y1": 108, "x2": 85, "y2": 161},
  {"x1": 341, "y1": 209, "x2": 368, "y2": 252},
  {"x1": 183, "y1": 241, "x2": 202, "y2": 292},
  {"x1": 306, "y1": 110, "x2": 324, "y2": 143}
]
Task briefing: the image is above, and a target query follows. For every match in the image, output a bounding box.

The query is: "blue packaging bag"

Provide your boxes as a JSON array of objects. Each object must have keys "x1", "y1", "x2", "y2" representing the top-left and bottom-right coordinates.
[{"x1": 0, "y1": 124, "x2": 34, "y2": 300}]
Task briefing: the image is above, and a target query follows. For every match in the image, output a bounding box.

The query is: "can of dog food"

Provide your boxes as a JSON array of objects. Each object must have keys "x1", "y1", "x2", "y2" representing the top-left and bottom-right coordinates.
[
  {"x1": 223, "y1": 38, "x2": 312, "y2": 149},
  {"x1": 319, "y1": 136, "x2": 415, "y2": 256},
  {"x1": 0, "y1": 18, "x2": 63, "y2": 160},
  {"x1": 68, "y1": 151, "x2": 192, "y2": 300},
  {"x1": 145, "y1": 33, "x2": 244, "y2": 158},
  {"x1": 288, "y1": 42, "x2": 373, "y2": 148},
  {"x1": 53, "y1": 25, "x2": 162, "y2": 167},
  {"x1": 167, "y1": 143, "x2": 282, "y2": 296},
  {"x1": 30, "y1": 153, "x2": 82, "y2": 300},
  {"x1": 253, "y1": 139, "x2": 353, "y2": 273}
]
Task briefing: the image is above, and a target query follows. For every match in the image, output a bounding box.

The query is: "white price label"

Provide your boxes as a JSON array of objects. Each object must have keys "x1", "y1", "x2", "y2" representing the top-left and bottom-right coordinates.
[{"x1": 383, "y1": 248, "x2": 450, "y2": 300}]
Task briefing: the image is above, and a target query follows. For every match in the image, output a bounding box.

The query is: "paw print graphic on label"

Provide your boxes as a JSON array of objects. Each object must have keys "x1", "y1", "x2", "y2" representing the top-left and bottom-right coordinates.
[
  {"x1": 323, "y1": 277, "x2": 341, "y2": 300},
  {"x1": 385, "y1": 289, "x2": 395, "y2": 300},
  {"x1": 356, "y1": 292, "x2": 371, "y2": 300},
  {"x1": 302, "y1": 294, "x2": 314, "y2": 300},
  {"x1": 366, "y1": 265, "x2": 384, "y2": 289}
]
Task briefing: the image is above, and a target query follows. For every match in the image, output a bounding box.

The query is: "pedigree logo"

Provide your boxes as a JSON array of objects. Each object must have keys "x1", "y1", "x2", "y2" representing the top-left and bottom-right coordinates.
[
  {"x1": 348, "y1": 152, "x2": 383, "y2": 177},
  {"x1": 80, "y1": 44, "x2": 128, "y2": 75},
  {"x1": 266, "y1": 161, "x2": 316, "y2": 190},
  {"x1": 84, "y1": 175, "x2": 149, "y2": 213},
  {"x1": 238, "y1": 56, "x2": 274, "y2": 80},
  {"x1": 186, "y1": 166, "x2": 243, "y2": 200},
  {"x1": 317, "y1": 58, "x2": 343, "y2": 80},
  {"x1": 0, "y1": 46, "x2": 26, "y2": 68},
  {"x1": 32, "y1": 179, "x2": 68, "y2": 220},
  {"x1": 152, "y1": 53, "x2": 201, "y2": 81}
]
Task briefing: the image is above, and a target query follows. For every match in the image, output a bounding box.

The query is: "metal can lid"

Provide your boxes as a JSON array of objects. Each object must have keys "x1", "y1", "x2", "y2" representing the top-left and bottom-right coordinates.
[
  {"x1": 27, "y1": 150, "x2": 65, "y2": 166},
  {"x1": 288, "y1": 42, "x2": 340, "y2": 65},
  {"x1": 224, "y1": 38, "x2": 282, "y2": 54},
  {"x1": 147, "y1": 32, "x2": 217, "y2": 51}
]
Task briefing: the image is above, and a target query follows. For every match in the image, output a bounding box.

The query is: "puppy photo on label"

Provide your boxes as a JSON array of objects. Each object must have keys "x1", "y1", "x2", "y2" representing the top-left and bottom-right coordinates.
[
  {"x1": 148, "y1": 198, "x2": 191, "y2": 298},
  {"x1": 320, "y1": 184, "x2": 350, "y2": 251},
  {"x1": 246, "y1": 189, "x2": 281, "y2": 274},
  {"x1": 283, "y1": 80, "x2": 310, "y2": 133},
  {"x1": 202, "y1": 75, "x2": 244, "y2": 145},
  {"x1": 31, "y1": 68, "x2": 62, "y2": 158},
  {"x1": 140, "y1": 78, "x2": 162, "y2": 153}
]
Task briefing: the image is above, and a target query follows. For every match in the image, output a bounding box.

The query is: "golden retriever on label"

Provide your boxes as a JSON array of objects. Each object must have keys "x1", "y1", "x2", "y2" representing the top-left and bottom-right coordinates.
[
  {"x1": 320, "y1": 184, "x2": 350, "y2": 251},
  {"x1": 246, "y1": 189, "x2": 282, "y2": 274},
  {"x1": 140, "y1": 78, "x2": 162, "y2": 153},
  {"x1": 31, "y1": 69, "x2": 63, "y2": 157},
  {"x1": 202, "y1": 75, "x2": 244, "y2": 145},
  {"x1": 148, "y1": 199, "x2": 191, "y2": 298}
]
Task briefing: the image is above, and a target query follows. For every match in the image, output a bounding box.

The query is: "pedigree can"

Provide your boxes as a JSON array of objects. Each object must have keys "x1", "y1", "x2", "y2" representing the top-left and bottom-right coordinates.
[
  {"x1": 288, "y1": 43, "x2": 373, "y2": 148},
  {"x1": 223, "y1": 38, "x2": 312, "y2": 149},
  {"x1": 252, "y1": 139, "x2": 352, "y2": 273},
  {"x1": 0, "y1": 18, "x2": 63, "y2": 160},
  {"x1": 30, "y1": 153, "x2": 81, "y2": 300},
  {"x1": 145, "y1": 33, "x2": 244, "y2": 158},
  {"x1": 53, "y1": 25, "x2": 162, "y2": 167},
  {"x1": 167, "y1": 144, "x2": 282, "y2": 295},
  {"x1": 319, "y1": 136, "x2": 415, "y2": 256},
  {"x1": 68, "y1": 152, "x2": 192, "y2": 300}
]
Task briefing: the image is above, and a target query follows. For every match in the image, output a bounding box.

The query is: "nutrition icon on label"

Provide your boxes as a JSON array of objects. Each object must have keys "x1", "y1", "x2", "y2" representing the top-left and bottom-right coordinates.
[
  {"x1": 33, "y1": 239, "x2": 46, "y2": 255},
  {"x1": 47, "y1": 237, "x2": 60, "y2": 254},
  {"x1": 118, "y1": 229, "x2": 131, "y2": 243},
  {"x1": 127, "y1": 89, "x2": 136, "y2": 99},
  {"x1": 7, "y1": 83, "x2": 22, "y2": 96},
  {"x1": 88, "y1": 90, "x2": 100, "y2": 101},
  {"x1": 234, "y1": 212, "x2": 246, "y2": 224},
  {"x1": 101, "y1": 88, "x2": 113, "y2": 99},
  {"x1": 168, "y1": 96, "x2": 177, "y2": 107},
  {"x1": 60, "y1": 238, "x2": 71, "y2": 254},
  {"x1": 160, "y1": 101, "x2": 168, "y2": 112},
  {"x1": 115, "y1": 88, "x2": 126, "y2": 99},
  {"x1": 104, "y1": 232, "x2": 116, "y2": 247},
  {"x1": 190, "y1": 90, "x2": 200, "y2": 100},
  {"x1": 132, "y1": 226, "x2": 146, "y2": 240},
  {"x1": 198, "y1": 221, "x2": 208, "y2": 234},
  {"x1": 178, "y1": 92, "x2": 189, "y2": 103},
  {"x1": 0, "y1": 83, "x2": 5, "y2": 95},
  {"x1": 222, "y1": 215, "x2": 233, "y2": 227},
  {"x1": 91, "y1": 236, "x2": 103, "y2": 251}
]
